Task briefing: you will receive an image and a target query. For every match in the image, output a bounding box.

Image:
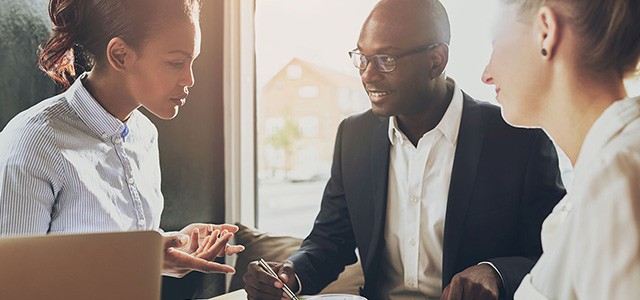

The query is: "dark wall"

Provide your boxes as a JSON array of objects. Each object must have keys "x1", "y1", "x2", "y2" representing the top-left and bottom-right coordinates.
[
  {"x1": 0, "y1": 0, "x2": 56, "y2": 127},
  {"x1": 153, "y1": 0, "x2": 227, "y2": 298},
  {"x1": 1, "y1": 0, "x2": 227, "y2": 298},
  {"x1": 155, "y1": 0, "x2": 225, "y2": 231}
]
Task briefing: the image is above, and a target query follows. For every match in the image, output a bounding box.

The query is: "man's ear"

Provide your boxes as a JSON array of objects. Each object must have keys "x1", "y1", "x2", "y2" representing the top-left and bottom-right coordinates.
[
  {"x1": 106, "y1": 37, "x2": 136, "y2": 72},
  {"x1": 430, "y1": 44, "x2": 449, "y2": 79},
  {"x1": 536, "y1": 6, "x2": 559, "y2": 60}
]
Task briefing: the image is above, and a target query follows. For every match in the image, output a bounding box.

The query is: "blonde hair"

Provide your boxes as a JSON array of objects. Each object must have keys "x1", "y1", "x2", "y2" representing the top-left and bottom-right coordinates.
[{"x1": 505, "y1": 0, "x2": 640, "y2": 77}]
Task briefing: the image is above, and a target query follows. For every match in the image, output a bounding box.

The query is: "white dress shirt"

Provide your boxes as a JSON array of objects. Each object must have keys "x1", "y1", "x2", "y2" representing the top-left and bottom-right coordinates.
[
  {"x1": 0, "y1": 74, "x2": 164, "y2": 236},
  {"x1": 515, "y1": 96, "x2": 640, "y2": 299},
  {"x1": 377, "y1": 78, "x2": 463, "y2": 300}
]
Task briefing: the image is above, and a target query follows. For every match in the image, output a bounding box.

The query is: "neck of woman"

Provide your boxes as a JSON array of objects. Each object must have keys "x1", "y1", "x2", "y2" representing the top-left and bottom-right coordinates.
[
  {"x1": 84, "y1": 70, "x2": 140, "y2": 122},
  {"x1": 540, "y1": 69, "x2": 628, "y2": 166}
]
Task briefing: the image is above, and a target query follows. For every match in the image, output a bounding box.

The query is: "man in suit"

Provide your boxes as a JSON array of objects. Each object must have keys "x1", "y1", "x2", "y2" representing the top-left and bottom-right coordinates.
[{"x1": 243, "y1": 0, "x2": 566, "y2": 299}]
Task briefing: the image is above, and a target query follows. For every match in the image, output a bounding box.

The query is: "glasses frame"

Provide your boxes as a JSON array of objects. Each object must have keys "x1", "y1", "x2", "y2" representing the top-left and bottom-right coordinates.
[{"x1": 348, "y1": 42, "x2": 442, "y2": 73}]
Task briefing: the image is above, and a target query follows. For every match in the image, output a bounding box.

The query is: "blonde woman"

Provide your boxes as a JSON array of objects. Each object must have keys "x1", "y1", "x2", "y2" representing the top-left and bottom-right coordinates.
[{"x1": 482, "y1": 0, "x2": 640, "y2": 299}]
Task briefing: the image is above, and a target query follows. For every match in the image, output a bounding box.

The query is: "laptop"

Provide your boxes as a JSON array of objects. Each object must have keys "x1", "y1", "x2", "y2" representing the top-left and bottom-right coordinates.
[{"x1": 0, "y1": 231, "x2": 163, "y2": 300}]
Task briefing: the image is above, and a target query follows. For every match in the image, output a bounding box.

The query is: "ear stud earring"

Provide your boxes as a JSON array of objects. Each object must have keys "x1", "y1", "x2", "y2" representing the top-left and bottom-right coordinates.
[{"x1": 541, "y1": 48, "x2": 548, "y2": 56}]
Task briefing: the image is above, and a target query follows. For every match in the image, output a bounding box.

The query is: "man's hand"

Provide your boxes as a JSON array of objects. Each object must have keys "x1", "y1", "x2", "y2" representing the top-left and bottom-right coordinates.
[
  {"x1": 162, "y1": 223, "x2": 245, "y2": 278},
  {"x1": 441, "y1": 264, "x2": 502, "y2": 300},
  {"x1": 243, "y1": 260, "x2": 297, "y2": 300}
]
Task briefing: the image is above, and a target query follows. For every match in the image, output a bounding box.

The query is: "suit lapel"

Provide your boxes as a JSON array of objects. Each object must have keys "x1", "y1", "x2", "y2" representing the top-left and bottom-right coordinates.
[
  {"x1": 364, "y1": 117, "x2": 391, "y2": 274},
  {"x1": 442, "y1": 95, "x2": 486, "y2": 286}
]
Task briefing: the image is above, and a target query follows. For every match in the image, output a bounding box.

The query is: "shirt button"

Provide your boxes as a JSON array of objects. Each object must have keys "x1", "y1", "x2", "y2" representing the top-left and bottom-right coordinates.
[
  {"x1": 409, "y1": 239, "x2": 416, "y2": 246},
  {"x1": 137, "y1": 219, "x2": 145, "y2": 226},
  {"x1": 411, "y1": 197, "x2": 419, "y2": 203},
  {"x1": 127, "y1": 177, "x2": 134, "y2": 184},
  {"x1": 115, "y1": 137, "x2": 122, "y2": 144},
  {"x1": 101, "y1": 133, "x2": 109, "y2": 140}
]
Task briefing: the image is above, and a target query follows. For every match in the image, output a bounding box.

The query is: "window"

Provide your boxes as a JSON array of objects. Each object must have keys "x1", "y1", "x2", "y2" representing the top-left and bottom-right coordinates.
[
  {"x1": 228, "y1": 0, "x2": 640, "y2": 237},
  {"x1": 253, "y1": 0, "x2": 523, "y2": 237},
  {"x1": 251, "y1": 0, "x2": 534, "y2": 237},
  {"x1": 254, "y1": 0, "x2": 378, "y2": 237},
  {"x1": 298, "y1": 85, "x2": 319, "y2": 98},
  {"x1": 297, "y1": 117, "x2": 319, "y2": 138}
]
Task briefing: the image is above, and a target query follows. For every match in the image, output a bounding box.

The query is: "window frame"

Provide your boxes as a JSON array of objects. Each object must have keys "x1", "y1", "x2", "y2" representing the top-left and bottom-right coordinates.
[
  {"x1": 221, "y1": 0, "x2": 640, "y2": 235},
  {"x1": 223, "y1": 0, "x2": 256, "y2": 227}
]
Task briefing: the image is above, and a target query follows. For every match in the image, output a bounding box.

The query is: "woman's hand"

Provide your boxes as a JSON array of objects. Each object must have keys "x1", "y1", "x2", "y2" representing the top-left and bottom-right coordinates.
[{"x1": 161, "y1": 223, "x2": 245, "y2": 278}]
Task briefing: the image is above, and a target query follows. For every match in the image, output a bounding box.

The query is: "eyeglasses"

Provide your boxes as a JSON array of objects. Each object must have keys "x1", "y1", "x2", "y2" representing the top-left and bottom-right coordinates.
[{"x1": 348, "y1": 42, "x2": 442, "y2": 73}]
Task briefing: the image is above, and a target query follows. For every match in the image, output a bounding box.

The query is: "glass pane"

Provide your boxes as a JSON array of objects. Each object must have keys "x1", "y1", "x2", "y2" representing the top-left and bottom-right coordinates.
[
  {"x1": 254, "y1": 0, "x2": 587, "y2": 237},
  {"x1": 255, "y1": 0, "x2": 377, "y2": 237}
]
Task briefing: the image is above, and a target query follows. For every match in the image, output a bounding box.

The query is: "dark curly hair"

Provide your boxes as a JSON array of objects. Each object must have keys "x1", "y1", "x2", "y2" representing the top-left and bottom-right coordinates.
[{"x1": 38, "y1": 0, "x2": 201, "y2": 90}]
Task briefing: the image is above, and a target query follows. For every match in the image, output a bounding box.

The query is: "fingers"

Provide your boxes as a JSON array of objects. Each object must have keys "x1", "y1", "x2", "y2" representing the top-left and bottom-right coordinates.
[
  {"x1": 194, "y1": 230, "x2": 221, "y2": 257},
  {"x1": 190, "y1": 229, "x2": 244, "y2": 259},
  {"x1": 441, "y1": 286, "x2": 450, "y2": 300},
  {"x1": 195, "y1": 229, "x2": 220, "y2": 256},
  {"x1": 162, "y1": 228, "x2": 240, "y2": 277},
  {"x1": 442, "y1": 265, "x2": 500, "y2": 300},
  {"x1": 278, "y1": 260, "x2": 297, "y2": 288},
  {"x1": 183, "y1": 223, "x2": 239, "y2": 234},
  {"x1": 176, "y1": 223, "x2": 244, "y2": 259},
  {"x1": 179, "y1": 223, "x2": 213, "y2": 238},
  {"x1": 225, "y1": 244, "x2": 245, "y2": 256},
  {"x1": 243, "y1": 261, "x2": 287, "y2": 299},
  {"x1": 210, "y1": 223, "x2": 239, "y2": 234},
  {"x1": 197, "y1": 230, "x2": 233, "y2": 261},
  {"x1": 194, "y1": 235, "x2": 209, "y2": 256},
  {"x1": 165, "y1": 247, "x2": 235, "y2": 274},
  {"x1": 440, "y1": 283, "x2": 461, "y2": 300},
  {"x1": 163, "y1": 233, "x2": 189, "y2": 249},
  {"x1": 189, "y1": 228, "x2": 200, "y2": 253}
]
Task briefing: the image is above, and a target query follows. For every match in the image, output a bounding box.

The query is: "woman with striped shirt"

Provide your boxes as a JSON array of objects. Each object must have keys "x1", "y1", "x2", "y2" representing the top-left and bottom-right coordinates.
[{"x1": 0, "y1": 0, "x2": 243, "y2": 278}]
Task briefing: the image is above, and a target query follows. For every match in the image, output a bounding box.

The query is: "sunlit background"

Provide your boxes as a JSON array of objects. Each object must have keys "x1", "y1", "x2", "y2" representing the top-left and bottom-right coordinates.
[
  {"x1": 254, "y1": 0, "x2": 639, "y2": 237},
  {"x1": 256, "y1": 0, "x2": 501, "y2": 102}
]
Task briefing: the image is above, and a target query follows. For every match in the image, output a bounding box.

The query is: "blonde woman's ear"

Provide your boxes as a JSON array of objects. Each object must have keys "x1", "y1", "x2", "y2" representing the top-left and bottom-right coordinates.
[{"x1": 537, "y1": 6, "x2": 559, "y2": 59}]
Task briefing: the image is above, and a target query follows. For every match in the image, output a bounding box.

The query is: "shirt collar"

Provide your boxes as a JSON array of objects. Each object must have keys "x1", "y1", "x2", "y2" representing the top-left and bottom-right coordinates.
[
  {"x1": 388, "y1": 77, "x2": 463, "y2": 146},
  {"x1": 575, "y1": 96, "x2": 640, "y2": 168},
  {"x1": 65, "y1": 73, "x2": 128, "y2": 142}
]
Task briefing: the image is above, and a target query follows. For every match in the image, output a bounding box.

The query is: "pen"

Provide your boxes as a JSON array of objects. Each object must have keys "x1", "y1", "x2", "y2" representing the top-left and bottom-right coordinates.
[{"x1": 258, "y1": 258, "x2": 300, "y2": 300}]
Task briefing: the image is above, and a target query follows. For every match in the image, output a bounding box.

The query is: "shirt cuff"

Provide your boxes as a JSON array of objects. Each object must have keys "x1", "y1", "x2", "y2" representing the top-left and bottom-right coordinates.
[
  {"x1": 478, "y1": 261, "x2": 505, "y2": 288},
  {"x1": 294, "y1": 273, "x2": 302, "y2": 294}
]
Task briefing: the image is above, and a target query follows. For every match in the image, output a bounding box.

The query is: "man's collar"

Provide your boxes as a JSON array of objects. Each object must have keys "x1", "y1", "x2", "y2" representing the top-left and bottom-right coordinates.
[{"x1": 387, "y1": 77, "x2": 463, "y2": 146}]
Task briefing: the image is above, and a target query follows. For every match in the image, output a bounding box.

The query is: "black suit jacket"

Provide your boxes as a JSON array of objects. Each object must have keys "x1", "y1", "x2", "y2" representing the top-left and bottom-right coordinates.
[{"x1": 289, "y1": 94, "x2": 566, "y2": 299}]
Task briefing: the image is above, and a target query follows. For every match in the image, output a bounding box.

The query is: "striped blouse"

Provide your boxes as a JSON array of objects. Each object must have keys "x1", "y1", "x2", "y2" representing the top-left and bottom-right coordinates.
[{"x1": 0, "y1": 74, "x2": 163, "y2": 236}]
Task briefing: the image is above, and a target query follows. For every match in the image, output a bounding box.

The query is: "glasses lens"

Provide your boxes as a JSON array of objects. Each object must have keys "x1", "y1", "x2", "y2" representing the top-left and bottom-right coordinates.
[
  {"x1": 372, "y1": 55, "x2": 396, "y2": 72},
  {"x1": 350, "y1": 52, "x2": 367, "y2": 69}
]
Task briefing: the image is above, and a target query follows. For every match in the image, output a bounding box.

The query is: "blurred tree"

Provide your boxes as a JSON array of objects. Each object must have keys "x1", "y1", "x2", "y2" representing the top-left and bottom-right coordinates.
[
  {"x1": 0, "y1": 0, "x2": 55, "y2": 129},
  {"x1": 266, "y1": 115, "x2": 301, "y2": 171}
]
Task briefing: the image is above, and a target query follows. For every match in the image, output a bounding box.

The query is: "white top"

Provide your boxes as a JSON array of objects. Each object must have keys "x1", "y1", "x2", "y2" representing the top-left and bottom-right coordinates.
[
  {"x1": 0, "y1": 74, "x2": 164, "y2": 236},
  {"x1": 377, "y1": 78, "x2": 463, "y2": 300},
  {"x1": 515, "y1": 96, "x2": 640, "y2": 299}
]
